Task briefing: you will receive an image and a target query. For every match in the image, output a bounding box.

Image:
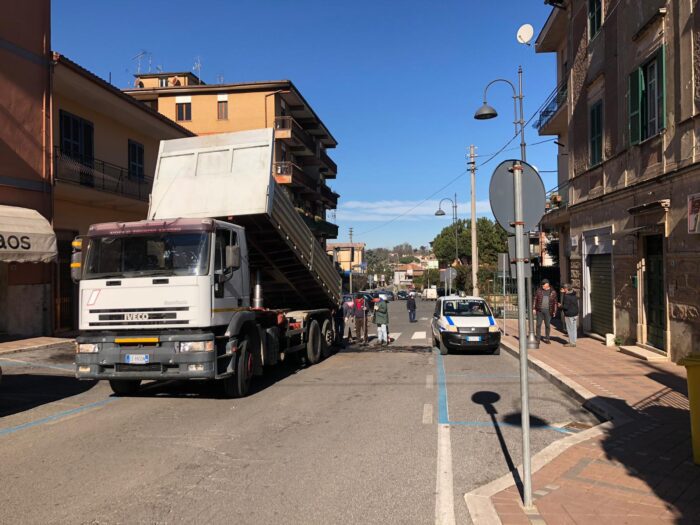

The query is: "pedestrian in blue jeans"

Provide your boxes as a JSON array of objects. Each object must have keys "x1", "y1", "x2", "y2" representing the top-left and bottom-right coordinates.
[
  {"x1": 559, "y1": 283, "x2": 579, "y2": 347},
  {"x1": 406, "y1": 293, "x2": 417, "y2": 323}
]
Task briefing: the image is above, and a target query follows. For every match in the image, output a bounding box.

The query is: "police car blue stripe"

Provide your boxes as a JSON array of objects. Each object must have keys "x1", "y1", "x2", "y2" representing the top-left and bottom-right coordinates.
[
  {"x1": 488, "y1": 316, "x2": 495, "y2": 326},
  {"x1": 446, "y1": 316, "x2": 455, "y2": 326}
]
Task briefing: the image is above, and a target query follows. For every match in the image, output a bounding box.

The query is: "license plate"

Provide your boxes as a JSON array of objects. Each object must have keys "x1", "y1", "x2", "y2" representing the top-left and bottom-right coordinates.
[
  {"x1": 125, "y1": 354, "x2": 149, "y2": 364},
  {"x1": 467, "y1": 336, "x2": 481, "y2": 342}
]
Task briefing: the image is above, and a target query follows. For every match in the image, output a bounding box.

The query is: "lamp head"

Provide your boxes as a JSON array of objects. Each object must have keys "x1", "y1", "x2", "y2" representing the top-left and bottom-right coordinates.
[
  {"x1": 435, "y1": 208, "x2": 446, "y2": 217},
  {"x1": 474, "y1": 102, "x2": 498, "y2": 120}
]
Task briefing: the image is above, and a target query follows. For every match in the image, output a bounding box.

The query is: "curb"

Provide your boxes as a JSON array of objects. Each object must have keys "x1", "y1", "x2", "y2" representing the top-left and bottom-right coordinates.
[
  {"x1": 0, "y1": 340, "x2": 75, "y2": 357},
  {"x1": 463, "y1": 339, "x2": 633, "y2": 525}
]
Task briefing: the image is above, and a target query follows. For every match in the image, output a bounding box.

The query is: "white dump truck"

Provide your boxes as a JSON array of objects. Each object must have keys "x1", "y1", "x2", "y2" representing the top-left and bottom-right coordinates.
[{"x1": 74, "y1": 129, "x2": 341, "y2": 397}]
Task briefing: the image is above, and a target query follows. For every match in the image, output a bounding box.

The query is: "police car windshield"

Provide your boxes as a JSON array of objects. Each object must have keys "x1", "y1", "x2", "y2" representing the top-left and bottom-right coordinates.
[{"x1": 442, "y1": 300, "x2": 490, "y2": 317}]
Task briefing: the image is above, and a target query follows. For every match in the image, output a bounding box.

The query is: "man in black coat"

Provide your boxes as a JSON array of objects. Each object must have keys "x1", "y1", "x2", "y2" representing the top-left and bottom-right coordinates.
[
  {"x1": 406, "y1": 293, "x2": 417, "y2": 322},
  {"x1": 559, "y1": 283, "x2": 579, "y2": 347}
]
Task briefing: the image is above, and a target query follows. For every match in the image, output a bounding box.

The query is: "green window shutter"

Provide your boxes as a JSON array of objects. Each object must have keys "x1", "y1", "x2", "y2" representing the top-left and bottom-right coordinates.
[
  {"x1": 658, "y1": 45, "x2": 666, "y2": 130},
  {"x1": 629, "y1": 69, "x2": 641, "y2": 145}
]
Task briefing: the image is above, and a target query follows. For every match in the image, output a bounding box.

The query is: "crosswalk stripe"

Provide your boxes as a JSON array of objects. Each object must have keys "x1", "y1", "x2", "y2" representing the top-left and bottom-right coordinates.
[
  {"x1": 412, "y1": 331, "x2": 426, "y2": 340},
  {"x1": 389, "y1": 332, "x2": 401, "y2": 341}
]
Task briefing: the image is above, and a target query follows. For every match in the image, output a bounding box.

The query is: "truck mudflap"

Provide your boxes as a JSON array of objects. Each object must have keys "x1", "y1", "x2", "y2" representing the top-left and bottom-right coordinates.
[{"x1": 75, "y1": 332, "x2": 220, "y2": 381}]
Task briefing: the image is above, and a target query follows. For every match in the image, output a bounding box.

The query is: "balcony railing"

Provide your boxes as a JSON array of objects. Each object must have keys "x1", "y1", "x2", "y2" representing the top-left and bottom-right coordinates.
[
  {"x1": 544, "y1": 179, "x2": 570, "y2": 213},
  {"x1": 273, "y1": 161, "x2": 317, "y2": 189},
  {"x1": 533, "y1": 79, "x2": 568, "y2": 132},
  {"x1": 319, "y1": 147, "x2": 337, "y2": 178},
  {"x1": 54, "y1": 149, "x2": 152, "y2": 201},
  {"x1": 274, "y1": 116, "x2": 317, "y2": 154},
  {"x1": 319, "y1": 183, "x2": 339, "y2": 208},
  {"x1": 299, "y1": 212, "x2": 339, "y2": 239}
]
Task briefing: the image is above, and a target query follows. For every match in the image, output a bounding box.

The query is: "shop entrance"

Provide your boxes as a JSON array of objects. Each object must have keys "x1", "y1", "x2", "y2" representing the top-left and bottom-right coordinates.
[{"x1": 644, "y1": 235, "x2": 665, "y2": 351}]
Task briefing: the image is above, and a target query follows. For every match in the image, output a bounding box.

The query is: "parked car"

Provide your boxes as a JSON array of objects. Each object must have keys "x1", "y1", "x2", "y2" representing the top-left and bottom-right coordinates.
[
  {"x1": 396, "y1": 291, "x2": 409, "y2": 300},
  {"x1": 430, "y1": 295, "x2": 501, "y2": 355},
  {"x1": 377, "y1": 290, "x2": 393, "y2": 302}
]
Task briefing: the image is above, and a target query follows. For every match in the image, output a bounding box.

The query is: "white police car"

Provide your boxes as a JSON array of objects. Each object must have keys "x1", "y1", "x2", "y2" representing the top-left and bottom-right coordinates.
[{"x1": 430, "y1": 296, "x2": 501, "y2": 355}]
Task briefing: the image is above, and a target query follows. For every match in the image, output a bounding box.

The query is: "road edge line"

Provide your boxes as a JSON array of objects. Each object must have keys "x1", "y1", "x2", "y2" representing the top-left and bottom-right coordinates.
[{"x1": 463, "y1": 339, "x2": 632, "y2": 525}]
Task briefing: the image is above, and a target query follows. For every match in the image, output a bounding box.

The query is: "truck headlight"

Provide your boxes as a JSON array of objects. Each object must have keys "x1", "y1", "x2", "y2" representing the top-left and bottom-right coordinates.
[
  {"x1": 179, "y1": 341, "x2": 214, "y2": 352},
  {"x1": 77, "y1": 343, "x2": 99, "y2": 353},
  {"x1": 443, "y1": 325, "x2": 458, "y2": 333},
  {"x1": 489, "y1": 325, "x2": 500, "y2": 333}
]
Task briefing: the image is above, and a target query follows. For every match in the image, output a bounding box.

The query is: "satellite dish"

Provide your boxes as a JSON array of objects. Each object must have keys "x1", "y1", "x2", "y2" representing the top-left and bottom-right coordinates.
[{"x1": 517, "y1": 24, "x2": 534, "y2": 46}]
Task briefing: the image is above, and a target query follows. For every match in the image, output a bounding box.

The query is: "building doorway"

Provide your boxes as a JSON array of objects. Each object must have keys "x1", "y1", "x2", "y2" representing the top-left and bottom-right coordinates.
[
  {"x1": 644, "y1": 235, "x2": 665, "y2": 351},
  {"x1": 589, "y1": 254, "x2": 613, "y2": 336}
]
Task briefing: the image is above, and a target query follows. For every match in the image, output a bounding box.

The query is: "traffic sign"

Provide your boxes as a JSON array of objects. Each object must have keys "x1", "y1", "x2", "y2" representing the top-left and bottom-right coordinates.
[{"x1": 489, "y1": 160, "x2": 545, "y2": 234}]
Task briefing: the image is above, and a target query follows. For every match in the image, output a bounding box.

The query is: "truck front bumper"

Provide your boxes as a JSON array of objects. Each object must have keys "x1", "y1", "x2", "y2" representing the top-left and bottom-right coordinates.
[{"x1": 75, "y1": 332, "x2": 219, "y2": 380}]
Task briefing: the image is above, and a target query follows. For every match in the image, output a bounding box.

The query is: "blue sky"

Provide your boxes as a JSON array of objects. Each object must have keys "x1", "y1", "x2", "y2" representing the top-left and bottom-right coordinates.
[{"x1": 53, "y1": 0, "x2": 558, "y2": 249}]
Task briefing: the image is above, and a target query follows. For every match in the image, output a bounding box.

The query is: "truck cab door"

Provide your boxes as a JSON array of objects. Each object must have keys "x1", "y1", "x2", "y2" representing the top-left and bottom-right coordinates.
[{"x1": 213, "y1": 229, "x2": 244, "y2": 324}]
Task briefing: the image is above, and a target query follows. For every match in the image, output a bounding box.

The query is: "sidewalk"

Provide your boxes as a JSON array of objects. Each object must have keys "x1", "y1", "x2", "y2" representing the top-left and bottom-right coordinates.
[
  {"x1": 0, "y1": 337, "x2": 75, "y2": 356},
  {"x1": 467, "y1": 318, "x2": 699, "y2": 525}
]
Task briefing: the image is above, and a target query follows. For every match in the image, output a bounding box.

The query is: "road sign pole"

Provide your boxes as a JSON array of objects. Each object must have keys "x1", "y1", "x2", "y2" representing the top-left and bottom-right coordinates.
[
  {"x1": 512, "y1": 163, "x2": 533, "y2": 509},
  {"x1": 503, "y1": 264, "x2": 507, "y2": 337}
]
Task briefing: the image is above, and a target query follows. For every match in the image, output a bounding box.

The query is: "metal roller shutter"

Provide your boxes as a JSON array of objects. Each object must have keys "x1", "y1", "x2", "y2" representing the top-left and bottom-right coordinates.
[{"x1": 590, "y1": 254, "x2": 613, "y2": 336}]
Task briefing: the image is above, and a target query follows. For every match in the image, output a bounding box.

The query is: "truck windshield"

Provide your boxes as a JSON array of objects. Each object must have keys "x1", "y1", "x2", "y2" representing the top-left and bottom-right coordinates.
[
  {"x1": 442, "y1": 300, "x2": 492, "y2": 317},
  {"x1": 83, "y1": 232, "x2": 210, "y2": 279}
]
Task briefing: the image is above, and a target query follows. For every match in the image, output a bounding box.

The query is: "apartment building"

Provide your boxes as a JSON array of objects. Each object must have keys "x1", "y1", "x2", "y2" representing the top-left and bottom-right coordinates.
[
  {"x1": 535, "y1": 0, "x2": 699, "y2": 360},
  {"x1": 124, "y1": 75, "x2": 339, "y2": 243},
  {"x1": 327, "y1": 242, "x2": 366, "y2": 274}
]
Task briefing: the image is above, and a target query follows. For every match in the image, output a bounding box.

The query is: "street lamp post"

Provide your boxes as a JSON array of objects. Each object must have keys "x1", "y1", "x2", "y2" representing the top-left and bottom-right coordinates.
[
  {"x1": 474, "y1": 66, "x2": 538, "y2": 351},
  {"x1": 474, "y1": 66, "x2": 536, "y2": 510},
  {"x1": 435, "y1": 194, "x2": 458, "y2": 295}
]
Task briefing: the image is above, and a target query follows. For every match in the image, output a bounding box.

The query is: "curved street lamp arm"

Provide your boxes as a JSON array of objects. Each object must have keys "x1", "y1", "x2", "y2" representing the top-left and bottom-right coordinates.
[
  {"x1": 481, "y1": 78, "x2": 517, "y2": 103},
  {"x1": 437, "y1": 197, "x2": 454, "y2": 211}
]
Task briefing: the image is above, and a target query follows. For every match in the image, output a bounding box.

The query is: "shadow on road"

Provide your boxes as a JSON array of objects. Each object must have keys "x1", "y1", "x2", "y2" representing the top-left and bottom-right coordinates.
[{"x1": 0, "y1": 374, "x2": 97, "y2": 418}]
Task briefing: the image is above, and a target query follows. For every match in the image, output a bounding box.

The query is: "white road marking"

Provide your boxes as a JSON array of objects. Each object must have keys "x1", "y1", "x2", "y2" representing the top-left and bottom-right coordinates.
[
  {"x1": 426, "y1": 374, "x2": 434, "y2": 389},
  {"x1": 423, "y1": 403, "x2": 433, "y2": 424},
  {"x1": 435, "y1": 423, "x2": 456, "y2": 525},
  {"x1": 412, "y1": 331, "x2": 426, "y2": 340},
  {"x1": 389, "y1": 332, "x2": 401, "y2": 341},
  {"x1": 428, "y1": 355, "x2": 434, "y2": 365},
  {"x1": 420, "y1": 317, "x2": 428, "y2": 321}
]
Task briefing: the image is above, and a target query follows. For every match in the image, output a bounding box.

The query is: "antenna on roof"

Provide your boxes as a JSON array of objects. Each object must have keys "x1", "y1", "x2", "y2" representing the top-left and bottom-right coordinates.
[
  {"x1": 193, "y1": 56, "x2": 202, "y2": 84},
  {"x1": 131, "y1": 50, "x2": 150, "y2": 74},
  {"x1": 216, "y1": 73, "x2": 224, "y2": 84}
]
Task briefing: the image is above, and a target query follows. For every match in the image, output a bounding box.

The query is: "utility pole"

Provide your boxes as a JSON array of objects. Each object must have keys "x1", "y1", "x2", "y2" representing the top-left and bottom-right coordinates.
[
  {"x1": 470, "y1": 145, "x2": 478, "y2": 297},
  {"x1": 349, "y1": 227, "x2": 353, "y2": 294}
]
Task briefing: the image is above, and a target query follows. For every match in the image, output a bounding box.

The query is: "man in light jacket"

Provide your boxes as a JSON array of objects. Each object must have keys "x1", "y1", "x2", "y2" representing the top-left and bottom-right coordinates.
[{"x1": 374, "y1": 297, "x2": 390, "y2": 346}]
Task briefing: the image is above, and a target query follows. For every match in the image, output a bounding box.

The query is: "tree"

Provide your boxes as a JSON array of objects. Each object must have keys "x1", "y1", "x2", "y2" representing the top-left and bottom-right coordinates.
[
  {"x1": 413, "y1": 268, "x2": 440, "y2": 290},
  {"x1": 431, "y1": 218, "x2": 508, "y2": 268},
  {"x1": 366, "y1": 248, "x2": 391, "y2": 276},
  {"x1": 399, "y1": 255, "x2": 419, "y2": 264},
  {"x1": 392, "y1": 243, "x2": 414, "y2": 256}
]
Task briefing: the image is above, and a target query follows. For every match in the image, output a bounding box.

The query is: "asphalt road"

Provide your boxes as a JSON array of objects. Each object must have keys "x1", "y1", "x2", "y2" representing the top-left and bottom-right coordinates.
[{"x1": 0, "y1": 299, "x2": 597, "y2": 524}]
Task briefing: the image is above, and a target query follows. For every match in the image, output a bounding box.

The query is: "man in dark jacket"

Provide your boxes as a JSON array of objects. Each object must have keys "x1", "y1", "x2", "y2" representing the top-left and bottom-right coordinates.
[
  {"x1": 559, "y1": 283, "x2": 579, "y2": 347},
  {"x1": 406, "y1": 293, "x2": 417, "y2": 322},
  {"x1": 533, "y1": 279, "x2": 558, "y2": 344}
]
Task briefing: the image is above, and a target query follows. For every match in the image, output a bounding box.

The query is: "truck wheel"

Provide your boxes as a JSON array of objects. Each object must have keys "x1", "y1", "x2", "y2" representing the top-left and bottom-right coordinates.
[
  {"x1": 321, "y1": 319, "x2": 334, "y2": 359},
  {"x1": 109, "y1": 379, "x2": 141, "y2": 396},
  {"x1": 306, "y1": 320, "x2": 322, "y2": 365},
  {"x1": 222, "y1": 337, "x2": 253, "y2": 398}
]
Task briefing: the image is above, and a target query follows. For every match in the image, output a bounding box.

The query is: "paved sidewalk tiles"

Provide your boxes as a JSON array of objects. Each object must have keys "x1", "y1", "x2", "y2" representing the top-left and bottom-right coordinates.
[
  {"x1": 473, "y1": 318, "x2": 699, "y2": 524},
  {"x1": 0, "y1": 337, "x2": 75, "y2": 356}
]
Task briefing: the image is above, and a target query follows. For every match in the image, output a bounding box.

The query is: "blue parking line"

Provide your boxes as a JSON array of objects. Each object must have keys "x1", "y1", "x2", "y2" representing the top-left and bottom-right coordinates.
[
  {"x1": 0, "y1": 398, "x2": 116, "y2": 437},
  {"x1": 435, "y1": 351, "x2": 571, "y2": 435}
]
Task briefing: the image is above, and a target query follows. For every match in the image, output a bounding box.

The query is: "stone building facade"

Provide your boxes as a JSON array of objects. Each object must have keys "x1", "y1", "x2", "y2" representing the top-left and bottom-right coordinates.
[{"x1": 536, "y1": 0, "x2": 699, "y2": 361}]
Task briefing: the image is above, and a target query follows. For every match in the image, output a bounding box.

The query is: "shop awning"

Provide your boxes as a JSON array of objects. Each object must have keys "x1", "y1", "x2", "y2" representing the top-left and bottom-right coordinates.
[{"x1": 0, "y1": 205, "x2": 57, "y2": 263}]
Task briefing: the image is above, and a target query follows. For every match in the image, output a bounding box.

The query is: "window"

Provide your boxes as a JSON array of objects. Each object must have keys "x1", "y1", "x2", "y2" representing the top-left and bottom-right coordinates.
[
  {"x1": 59, "y1": 110, "x2": 94, "y2": 163},
  {"x1": 176, "y1": 102, "x2": 191, "y2": 121},
  {"x1": 589, "y1": 101, "x2": 603, "y2": 166},
  {"x1": 128, "y1": 140, "x2": 145, "y2": 180},
  {"x1": 629, "y1": 48, "x2": 666, "y2": 144},
  {"x1": 159, "y1": 77, "x2": 168, "y2": 87},
  {"x1": 588, "y1": 0, "x2": 602, "y2": 39},
  {"x1": 214, "y1": 229, "x2": 237, "y2": 298},
  {"x1": 217, "y1": 100, "x2": 228, "y2": 120}
]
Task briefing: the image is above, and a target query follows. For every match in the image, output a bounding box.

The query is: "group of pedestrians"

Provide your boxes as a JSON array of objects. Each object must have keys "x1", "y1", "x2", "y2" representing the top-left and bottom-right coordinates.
[
  {"x1": 334, "y1": 294, "x2": 391, "y2": 347},
  {"x1": 533, "y1": 279, "x2": 579, "y2": 347}
]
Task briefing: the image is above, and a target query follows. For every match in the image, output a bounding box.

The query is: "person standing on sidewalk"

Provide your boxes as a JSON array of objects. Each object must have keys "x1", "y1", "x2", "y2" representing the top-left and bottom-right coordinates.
[
  {"x1": 406, "y1": 292, "x2": 417, "y2": 323},
  {"x1": 558, "y1": 283, "x2": 579, "y2": 347},
  {"x1": 374, "y1": 297, "x2": 390, "y2": 346},
  {"x1": 354, "y1": 296, "x2": 368, "y2": 345},
  {"x1": 533, "y1": 279, "x2": 558, "y2": 344},
  {"x1": 342, "y1": 298, "x2": 355, "y2": 342}
]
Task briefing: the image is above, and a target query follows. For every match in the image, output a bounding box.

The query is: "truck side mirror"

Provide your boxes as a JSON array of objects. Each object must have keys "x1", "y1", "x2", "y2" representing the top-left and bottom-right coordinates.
[
  {"x1": 71, "y1": 237, "x2": 83, "y2": 283},
  {"x1": 225, "y1": 245, "x2": 240, "y2": 270}
]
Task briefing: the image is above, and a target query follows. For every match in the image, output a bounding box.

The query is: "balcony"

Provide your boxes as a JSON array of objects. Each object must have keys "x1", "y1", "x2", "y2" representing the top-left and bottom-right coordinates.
[
  {"x1": 319, "y1": 147, "x2": 337, "y2": 178},
  {"x1": 274, "y1": 116, "x2": 317, "y2": 156},
  {"x1": 319, "y1": 183, "x2": 339, "y2": 209},
  {"x1": 54, "y1": 149, "x2": 152, "y2": 202},
  {"x1": 533, "y1": 79, "x2": 568, "y2": 135},
  {"x1": 299, "y1": 212, "x2": 339, "y2": 239},
  {"x1": 273, "y1": 161, "x2": 317, "y2": 190}
]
